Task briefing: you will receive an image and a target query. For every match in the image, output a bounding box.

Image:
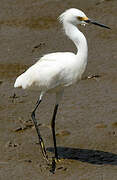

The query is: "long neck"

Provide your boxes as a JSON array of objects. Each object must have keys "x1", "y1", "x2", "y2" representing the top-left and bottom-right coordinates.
[{"x1": 63, "y1": 22, "x2": 88, "y2": 59}]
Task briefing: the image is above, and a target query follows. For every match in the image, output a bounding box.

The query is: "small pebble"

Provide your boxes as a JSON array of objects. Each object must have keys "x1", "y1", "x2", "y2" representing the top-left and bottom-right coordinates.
[
  {"x1": 5, "y1": 141, "x2": 19, "y2": 148},
  {"x1": 24, "y1": 159, "x2": 32, "y2": 163}
]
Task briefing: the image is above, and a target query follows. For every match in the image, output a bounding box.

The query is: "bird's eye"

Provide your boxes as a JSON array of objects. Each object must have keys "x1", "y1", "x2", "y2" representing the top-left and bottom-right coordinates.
[{"x1": 77, "y1": 16, "x2": 84, "y2": 21}]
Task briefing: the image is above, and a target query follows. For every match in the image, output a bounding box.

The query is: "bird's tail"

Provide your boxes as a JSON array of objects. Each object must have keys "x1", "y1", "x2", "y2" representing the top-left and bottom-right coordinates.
[{"x1": 14, "y1": 73, "x2": 27, "y2": 89}]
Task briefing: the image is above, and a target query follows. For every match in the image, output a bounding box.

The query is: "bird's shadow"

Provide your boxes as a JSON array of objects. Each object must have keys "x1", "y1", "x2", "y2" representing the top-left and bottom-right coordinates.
[{"x1": 47, "y1": 146, "x2": 117, "y2": 165}]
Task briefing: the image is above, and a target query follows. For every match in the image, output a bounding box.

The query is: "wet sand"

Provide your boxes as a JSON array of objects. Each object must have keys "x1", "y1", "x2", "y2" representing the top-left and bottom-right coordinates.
[{"x1": 0, "y1": 0, "x2": 117, "y2": 179}]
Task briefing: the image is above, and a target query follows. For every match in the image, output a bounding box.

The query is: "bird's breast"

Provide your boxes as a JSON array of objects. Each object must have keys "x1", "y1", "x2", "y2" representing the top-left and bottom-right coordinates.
[{"x1": 61, "y1": 57, "x2": 87, "y2": 87}]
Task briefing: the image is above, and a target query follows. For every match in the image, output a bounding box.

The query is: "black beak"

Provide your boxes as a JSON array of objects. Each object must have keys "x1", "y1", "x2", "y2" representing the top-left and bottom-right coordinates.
[{"x1": 84, "y1": 19, "x2": 110, "y2": 29}]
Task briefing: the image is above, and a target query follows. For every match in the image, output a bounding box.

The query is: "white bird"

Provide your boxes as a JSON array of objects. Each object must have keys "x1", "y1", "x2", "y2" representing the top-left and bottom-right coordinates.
[{"x1": 14, "y1": 8, "x2": 110, "y2": 163}]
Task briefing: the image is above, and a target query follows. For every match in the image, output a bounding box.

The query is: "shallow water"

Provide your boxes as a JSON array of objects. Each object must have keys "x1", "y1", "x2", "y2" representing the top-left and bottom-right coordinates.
[{"x1": 0, "y1": 0, "x2": 117, "y2": 179}]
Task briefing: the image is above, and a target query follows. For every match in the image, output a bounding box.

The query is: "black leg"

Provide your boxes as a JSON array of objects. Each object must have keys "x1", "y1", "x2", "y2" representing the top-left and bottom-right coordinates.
[
  {"x1": 51, "y1": 104, "x2": 59, "y2": 160},
  {"x1": 31, "y1": 99, "x2": 48, "y2": 162}
]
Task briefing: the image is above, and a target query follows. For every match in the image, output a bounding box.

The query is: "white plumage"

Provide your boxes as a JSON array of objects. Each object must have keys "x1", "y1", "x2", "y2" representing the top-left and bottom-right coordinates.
[
  {"x1": 14, "y1": 8, "x2": 110, "y2": 163},
  {"x1": 14, "y1": 9, "x2": 88, "y2": 97},
  {"x1": 14, "y1": 51, "x2": 86, "y2": 92}
]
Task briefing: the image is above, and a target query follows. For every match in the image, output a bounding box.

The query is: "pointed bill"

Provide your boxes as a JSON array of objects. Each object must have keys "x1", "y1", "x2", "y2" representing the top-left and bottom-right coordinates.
[{"x1": 83, "y1": 18, "x2": 110, "y2": 29}]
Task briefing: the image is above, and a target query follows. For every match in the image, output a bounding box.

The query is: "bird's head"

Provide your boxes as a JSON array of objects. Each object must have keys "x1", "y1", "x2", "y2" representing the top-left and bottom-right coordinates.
[{"x1": 59, "y1": 8, "x2": 110, "y2": 29}]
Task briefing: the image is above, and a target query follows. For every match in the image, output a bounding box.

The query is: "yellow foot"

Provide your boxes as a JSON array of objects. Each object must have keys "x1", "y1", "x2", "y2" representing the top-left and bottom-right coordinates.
[
  {"x1": 53, "y1": 158, "x2": 65, "y2": 163},
  {"x1": 49, "y1": 157, "x2": 65, "y2": 174}
]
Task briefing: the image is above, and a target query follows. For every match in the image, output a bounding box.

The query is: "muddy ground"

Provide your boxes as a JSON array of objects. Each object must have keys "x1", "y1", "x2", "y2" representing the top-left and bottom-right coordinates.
[{"x1": 0, "y1": 0, "x2": 117, "y2": 179}]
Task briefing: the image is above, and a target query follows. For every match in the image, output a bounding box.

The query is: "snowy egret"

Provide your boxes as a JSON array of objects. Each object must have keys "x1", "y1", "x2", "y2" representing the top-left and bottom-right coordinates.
[{"x1": 14, "y1": 8, "x2": 110, "y2": 162}]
